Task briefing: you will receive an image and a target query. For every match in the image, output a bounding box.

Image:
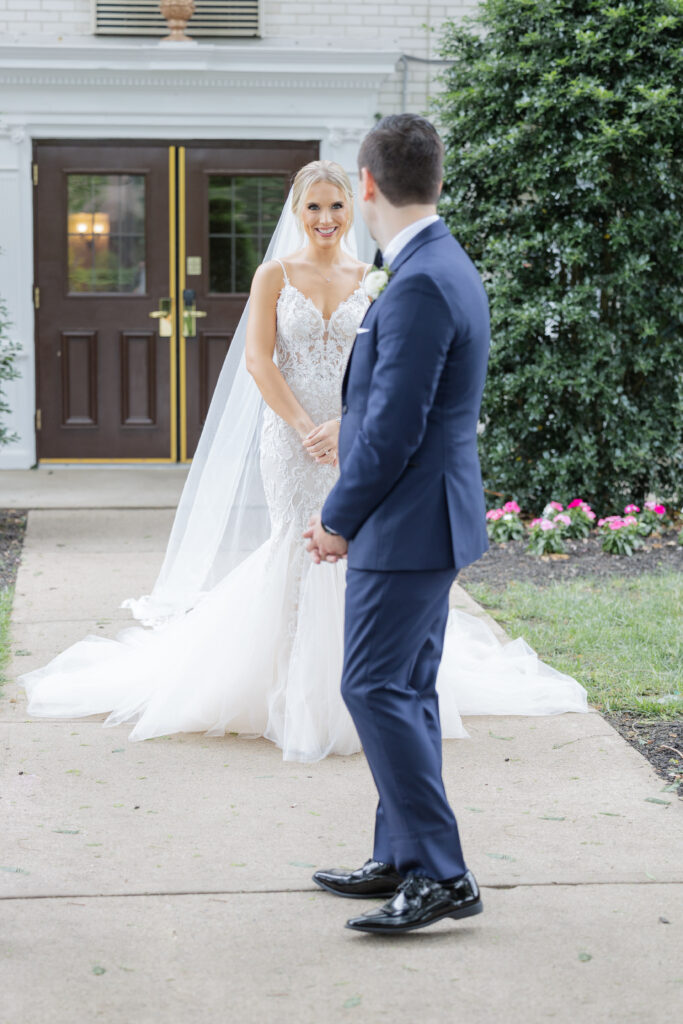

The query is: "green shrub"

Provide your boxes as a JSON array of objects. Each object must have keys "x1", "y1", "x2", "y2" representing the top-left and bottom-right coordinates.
[
  {"x1": 0, "y1": 291, "x2": 20, "y2": 448},
  {"x1": 437, "y1": 0, "x2": 683, "y2": 510}
]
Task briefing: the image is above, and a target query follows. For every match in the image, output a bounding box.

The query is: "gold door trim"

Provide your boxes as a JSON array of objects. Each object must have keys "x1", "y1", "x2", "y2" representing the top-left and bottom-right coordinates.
[
  {"x1": 178, "y1": 145, "x2": 190, "y2": 463},
  {"x1": 40, "y1": 462, "x2": 178, "y2": 465},
  {"x1": 168, "y1": 143, "x2": 179, "y2": 462},
  {"x1": 40, "y1": 145, "x2": 179, "y2": 465}
]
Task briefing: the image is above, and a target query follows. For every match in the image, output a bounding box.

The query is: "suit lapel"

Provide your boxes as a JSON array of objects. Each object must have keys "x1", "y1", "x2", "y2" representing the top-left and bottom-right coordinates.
[
  {"x1": 343, "y1": 311, "x2": 374, "y2": 397},
  {"x1": 342, "y1": 220, "x2": 450, "y2": 400}
]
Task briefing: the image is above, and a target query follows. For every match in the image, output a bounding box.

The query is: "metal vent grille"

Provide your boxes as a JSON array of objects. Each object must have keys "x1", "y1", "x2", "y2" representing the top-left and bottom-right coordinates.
[{"x1": 94, "y1": 1, "x2": 260, "y2": 38}]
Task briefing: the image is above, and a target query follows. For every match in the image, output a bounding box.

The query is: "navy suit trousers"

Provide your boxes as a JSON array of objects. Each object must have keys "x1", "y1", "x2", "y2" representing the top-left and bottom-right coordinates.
[{"x1": 341, "y1": 567, "x2": 466, "y2": 881}]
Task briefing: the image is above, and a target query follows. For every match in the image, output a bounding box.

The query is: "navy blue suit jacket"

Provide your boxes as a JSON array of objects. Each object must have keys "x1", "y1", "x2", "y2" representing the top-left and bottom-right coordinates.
[{"x1": 322, "y1": 218, "x2": 490, "y2": 572}]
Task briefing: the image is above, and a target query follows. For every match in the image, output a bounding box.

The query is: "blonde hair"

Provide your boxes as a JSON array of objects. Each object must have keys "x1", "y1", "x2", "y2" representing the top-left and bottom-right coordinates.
[{"x1": 291, "y1": 160, "x2": 354, "y2": 234}]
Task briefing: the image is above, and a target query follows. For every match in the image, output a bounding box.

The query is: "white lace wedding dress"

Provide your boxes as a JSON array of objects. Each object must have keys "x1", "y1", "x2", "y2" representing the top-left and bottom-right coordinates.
[{"x1": 21, "y1": 263, "x2": 587, "y2": 761}]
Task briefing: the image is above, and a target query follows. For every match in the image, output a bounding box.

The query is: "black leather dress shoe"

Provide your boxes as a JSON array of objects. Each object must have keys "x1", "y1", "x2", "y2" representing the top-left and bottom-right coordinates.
[
  {"x1": 312, "y1": 859, "x2": 403, "y2": 899},
  {"x1": 345, "y1": 870, "x2": 483, "y2": 933}
]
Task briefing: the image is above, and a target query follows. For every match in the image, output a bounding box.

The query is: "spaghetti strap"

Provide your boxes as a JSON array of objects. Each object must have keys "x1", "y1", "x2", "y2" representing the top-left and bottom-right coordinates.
[
  {"x1": 274, "y1": 257, "x2": 289, "y2": 285},
  {"x1": 360, "y1": 263, "x2": 372, "y2": 285}
]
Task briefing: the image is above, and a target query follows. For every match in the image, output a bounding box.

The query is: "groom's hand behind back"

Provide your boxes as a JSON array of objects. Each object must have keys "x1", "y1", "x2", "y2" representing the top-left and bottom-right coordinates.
[{"x1": 304, "y1": 513, "x2": 348, "y2": 564}]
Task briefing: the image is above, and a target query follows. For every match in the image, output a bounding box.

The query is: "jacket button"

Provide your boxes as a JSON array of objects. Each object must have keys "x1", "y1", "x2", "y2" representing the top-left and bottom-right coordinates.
[{"x1": 342, "y1": 404, "x2": 348, "y2": 414}]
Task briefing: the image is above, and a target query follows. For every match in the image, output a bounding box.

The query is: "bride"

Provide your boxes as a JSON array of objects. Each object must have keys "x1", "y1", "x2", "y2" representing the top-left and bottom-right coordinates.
[{"x1": 21, "y1": 160, "x2": 587, "y2": 762}]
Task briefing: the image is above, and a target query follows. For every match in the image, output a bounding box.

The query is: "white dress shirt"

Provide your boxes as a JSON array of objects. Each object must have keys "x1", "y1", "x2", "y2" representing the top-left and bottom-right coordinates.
[{"x1": 380, "y1": 214, "x2": 440, "y2": 268}]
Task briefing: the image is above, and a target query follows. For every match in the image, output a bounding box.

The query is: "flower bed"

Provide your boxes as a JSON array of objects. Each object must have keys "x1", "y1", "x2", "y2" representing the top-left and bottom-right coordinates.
[{"x1": 485, "y1": 496, "x2": 679, "y2": 558}]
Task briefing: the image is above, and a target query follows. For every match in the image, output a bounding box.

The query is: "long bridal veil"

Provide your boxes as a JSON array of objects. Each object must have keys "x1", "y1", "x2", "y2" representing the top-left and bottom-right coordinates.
[{"x1": 124, "y1": 191, "x2": 360, "y2": 625}]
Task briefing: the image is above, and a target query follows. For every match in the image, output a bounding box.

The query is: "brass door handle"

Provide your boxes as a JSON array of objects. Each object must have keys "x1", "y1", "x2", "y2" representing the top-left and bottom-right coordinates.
[
  {"x1": 183, "y1": 307, "x2": 207, "y2": 338},
  {"x1": 149, "y1": 298, "x2": 173, "y2": 337}
]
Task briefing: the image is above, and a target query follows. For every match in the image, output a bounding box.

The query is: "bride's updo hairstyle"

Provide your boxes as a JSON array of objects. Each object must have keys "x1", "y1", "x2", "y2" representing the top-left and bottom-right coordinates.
[{"x1": 291, "y1": 160, "x2": 354, "y2": 235}]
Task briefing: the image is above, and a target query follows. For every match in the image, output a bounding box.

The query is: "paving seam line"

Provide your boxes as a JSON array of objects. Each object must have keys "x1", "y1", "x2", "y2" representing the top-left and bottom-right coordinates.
[
  {"x1": 17, "y1": 506, "x2": 181, "y2": 512},
  {"x1": 2, "y1": 880, "x2": 681, "y2": 902}
]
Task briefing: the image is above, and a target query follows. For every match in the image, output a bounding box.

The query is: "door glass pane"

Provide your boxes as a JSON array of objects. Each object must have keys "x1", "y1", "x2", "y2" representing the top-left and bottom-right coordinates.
[
  {"x1": 208, "y1": 176, "x2": 286, "y2": 294},
  {"x1": 67, "y1": 174, "x2": 146, "y2": 294}
]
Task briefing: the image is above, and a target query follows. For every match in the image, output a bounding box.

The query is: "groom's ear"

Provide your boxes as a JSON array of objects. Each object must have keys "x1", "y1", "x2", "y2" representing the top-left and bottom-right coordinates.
[{"x1": 359, "y1": 166, "x2": 376, "y2": 202}]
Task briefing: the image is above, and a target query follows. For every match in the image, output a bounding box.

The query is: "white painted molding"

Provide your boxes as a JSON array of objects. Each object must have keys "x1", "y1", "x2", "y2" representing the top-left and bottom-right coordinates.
[
  {"x1": 0, "y1": 446, "x2": 36, "y2": 470},
  {"x1": 328, "y1": 126, "x2": 369, "y2": 148},
  {"x1": 0, "y1": 40, "x2": 398, "y2": 87},
  {"x1": 0, "y1": 120, "x2": 28, "y2": 145},
  {"x1": 0, "y1": 73, "x2": 390, "y2": 90}
]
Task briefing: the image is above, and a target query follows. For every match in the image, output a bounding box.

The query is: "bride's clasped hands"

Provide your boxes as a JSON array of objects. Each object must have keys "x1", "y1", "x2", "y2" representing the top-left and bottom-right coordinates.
[{"x1": 302, "y1": 418, "x2": 340, "y2": 466}]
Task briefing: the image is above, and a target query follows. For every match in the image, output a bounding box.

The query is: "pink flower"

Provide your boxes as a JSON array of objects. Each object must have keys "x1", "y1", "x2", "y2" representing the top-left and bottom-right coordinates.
[
  {"x1": 586, "y1": 510, "x2": 596, "y2": 520},
  {"x1": 624, "y1": 504, "x2": 640, "y2": 514},
  {"x1": 503, "y1": 500, "x2": 521, "y2": 514},
  {"x1": 530, "y1": 518, "x2": 542, "y2": 528},
  {"x1": 654, "y1": 504, "x2": 666, "y2": 515},
  {"x1": 609, "y1": 521, "x2": 624, "y2": 531},
  {"x1": 549, "y1": 501, "x2": 564, "y2": 512},
  {"x1": 555, "y1": 514, "x2": 571, "y2": 526},
  {"x1": 644, "y1": 501, "x2": 656, "y2": 511},
  {"x1": 486, "y1": 508, "x2": 504, "y2": 521},
  {"x1": 568, "y1": 499, "x2": 583, "y2": 509},
  {"x1": 623, "y1": 515, "x2": 638, "y2": 526},
  {"x1": 540, "y1": 519, "x2": 556, "y2": 532}
]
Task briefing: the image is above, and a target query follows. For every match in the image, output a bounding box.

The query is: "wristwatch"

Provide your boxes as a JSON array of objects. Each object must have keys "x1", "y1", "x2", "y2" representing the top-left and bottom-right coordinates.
[{"x1": 321, "y1": 521, "x2": 340, "y2": 536}]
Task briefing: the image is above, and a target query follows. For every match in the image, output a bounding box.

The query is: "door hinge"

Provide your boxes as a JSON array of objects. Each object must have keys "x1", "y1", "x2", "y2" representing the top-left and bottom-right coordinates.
[
  {"x1": 33, "y1": 286, "x2": 40, "y2": 308},
  {"x1": 32, "y1": 162, "x2": 38, "y2": 186},
  {"x1": 35, "y1": 408, "x2": 42, "y2": 431}
]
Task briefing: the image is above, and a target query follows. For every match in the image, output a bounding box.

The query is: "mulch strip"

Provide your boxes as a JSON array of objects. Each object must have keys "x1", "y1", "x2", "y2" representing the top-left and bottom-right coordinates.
[
  {"x1": 0, "y1": 509, "x2": 27, "y2": 591},
  {"x1": 606, "y1": 714, "x2": 683, "y2": 798},
  {"x1": 458, "y1": 529, "x2": 683, "y2": 590}
]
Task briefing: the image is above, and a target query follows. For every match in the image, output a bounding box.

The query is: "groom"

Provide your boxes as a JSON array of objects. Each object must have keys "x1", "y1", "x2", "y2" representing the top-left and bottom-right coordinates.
[{"x1": 305, "y1": 114, "x2": 490, "y2": 934}]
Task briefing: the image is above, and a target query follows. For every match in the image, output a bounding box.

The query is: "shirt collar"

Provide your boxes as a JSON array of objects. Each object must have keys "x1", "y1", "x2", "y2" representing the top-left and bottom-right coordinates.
[{"x1": 381, "y1": 214, "x2": 440, "y2": 268}]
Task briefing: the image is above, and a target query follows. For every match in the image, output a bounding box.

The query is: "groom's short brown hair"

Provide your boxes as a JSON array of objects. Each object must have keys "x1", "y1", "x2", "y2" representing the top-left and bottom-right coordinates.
[{"x1": 358, "y1": 114, "x2": 444, "y2": 206}]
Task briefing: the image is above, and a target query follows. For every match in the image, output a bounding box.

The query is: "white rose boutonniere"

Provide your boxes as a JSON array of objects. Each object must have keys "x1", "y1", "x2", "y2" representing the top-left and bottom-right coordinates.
[{"x1": 364, "y1": 266, "x2": 392, "y2": 302}]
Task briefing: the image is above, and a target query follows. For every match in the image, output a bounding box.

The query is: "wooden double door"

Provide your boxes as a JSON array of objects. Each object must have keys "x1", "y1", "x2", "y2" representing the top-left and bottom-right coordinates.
[{"x1": 33, "y1": 140, "x2": 318, "y2": 461}]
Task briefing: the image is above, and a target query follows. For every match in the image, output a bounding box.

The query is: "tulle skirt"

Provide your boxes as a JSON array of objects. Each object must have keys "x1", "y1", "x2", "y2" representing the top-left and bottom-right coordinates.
[{"x1": 21, "y1": 522, "x2": 588, "y2": 762}]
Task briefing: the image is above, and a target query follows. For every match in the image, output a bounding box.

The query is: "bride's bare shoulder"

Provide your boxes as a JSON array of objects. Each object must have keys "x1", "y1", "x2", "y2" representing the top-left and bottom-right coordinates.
[
  {"x1": 351, "y1": 260, "x2": 372, "y2": 281},
  {"x1": 251, "y1": 259, "x2": 287, "y2": 294}
]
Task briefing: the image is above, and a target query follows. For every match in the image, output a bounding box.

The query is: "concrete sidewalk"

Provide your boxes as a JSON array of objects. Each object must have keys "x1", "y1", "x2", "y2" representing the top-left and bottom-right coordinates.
[
  {"x1": 1, "y1": 466, "x2": 189, "y2": 509},
  {"x1": 2, "y1": 482, "x2": 682, "y2": 1022}
]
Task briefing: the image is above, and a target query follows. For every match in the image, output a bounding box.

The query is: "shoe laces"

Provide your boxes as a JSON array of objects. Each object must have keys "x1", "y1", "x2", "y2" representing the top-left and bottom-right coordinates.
[{"x1": 397, "y1": 875, "x2": 431, "y2": 900}]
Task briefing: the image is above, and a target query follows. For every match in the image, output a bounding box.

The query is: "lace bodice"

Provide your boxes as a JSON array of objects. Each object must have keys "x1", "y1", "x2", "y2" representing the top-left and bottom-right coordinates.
[
  {"x1": 259, "y1": 261, "x2": 370, "y2": 536},
  {"x1": 274, "y1": 269, "x2": 369, "y2": 421}
]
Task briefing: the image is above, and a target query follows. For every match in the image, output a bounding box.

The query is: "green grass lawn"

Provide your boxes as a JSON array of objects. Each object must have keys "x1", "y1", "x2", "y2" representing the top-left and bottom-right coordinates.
[
  {"x1": 464, "y1": 572, "x2": 683, "y2": 719},
  {"x1": 0, "y1": 587, "x2": 13, "y2": 689}
]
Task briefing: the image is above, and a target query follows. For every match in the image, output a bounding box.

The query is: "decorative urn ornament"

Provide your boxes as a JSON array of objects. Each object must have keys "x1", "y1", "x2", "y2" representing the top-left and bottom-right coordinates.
[{"x1": 159, "y1": 0, "x2": 196, "y2": 42}]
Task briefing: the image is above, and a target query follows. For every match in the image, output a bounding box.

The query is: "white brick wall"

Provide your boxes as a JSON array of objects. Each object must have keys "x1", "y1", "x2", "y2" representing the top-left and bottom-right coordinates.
[
  {"x1": 0, "y1": 0, "x2": 479, "y2": 114},
  {"x1": 0, "y1": 0, "x2": 92, "y2": 32},
  {"x1": 262, "y1": 1, "x2": 477, "y2": 113}
]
